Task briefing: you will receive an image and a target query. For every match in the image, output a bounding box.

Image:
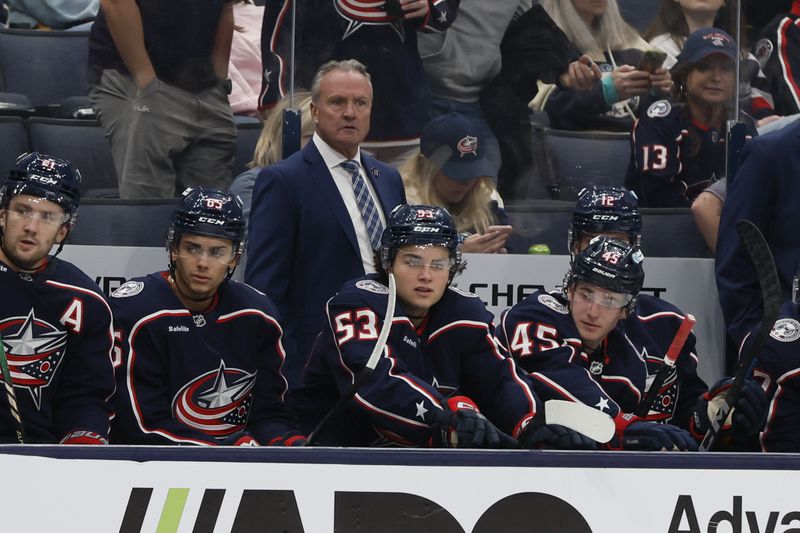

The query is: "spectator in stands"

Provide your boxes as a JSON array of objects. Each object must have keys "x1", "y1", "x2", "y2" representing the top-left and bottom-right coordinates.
[
  {"x1": 229, "y1": 91, "x2": 314, "y2": 226},
  {"x1": 400, "y1": 112, "x2": 512, "y2": 254},
  {"x1": 625, "y1": 28, "x2": 757, "y2": 207},
  {"x1": 755, "y1": 0, "x2": 800, "y2": 116},
  {"x1": 533, "y1": 0, "x2": 673, "y2": 131},
  {"x1": 691, "y1": 179, "x2": 726, "y2": 253},
  {"x1": 227, "y1": 0, "x2": 264, "y2": 117},
  {"x1": 4, "y1": 0, "x2": 96, "y2": 30},
  {"x1": 260, "y1": 0, "x2": 459, "y2": 167},
  {"x1": 419, "y1": 2, "x2": 602, "y2": 178},
  {"x1": 244, "y1": 60, "x2": 405, "y2": 389},
  {"x1": 88, "y1": 0, "x2": 236, "y2": 199},
  {"x1": 645, "y1": 0, "x2": 777, "y2": 121}
]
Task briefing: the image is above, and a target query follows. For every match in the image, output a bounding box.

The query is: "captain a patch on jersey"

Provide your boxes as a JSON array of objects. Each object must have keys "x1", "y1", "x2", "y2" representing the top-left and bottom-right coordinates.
[{"x1": 112, "y1": 280, "x2": 144, "y2": 298}]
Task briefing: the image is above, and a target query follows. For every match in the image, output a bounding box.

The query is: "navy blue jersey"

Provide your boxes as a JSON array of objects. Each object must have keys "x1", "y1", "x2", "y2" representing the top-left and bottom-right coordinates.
[
  {"x1": 756, "y1": 11, "x2": 800, "y2": 116},
  {"x1": 751, "y1": 300, "x2": 800, "y2": 452},
  {"x1": 625, "y1": 100, "x2": 757, "y2": 207},
  {"x1": 110, "y1": 273, "x2": 300, "y2": 445},
  {"x1": 0, "y1": 257, "x2": 115, "y2": 443},
  {"x1": 498, "y1": 291, "x2": 707, "y2": 431},
  {"x1": 260, "y1": 0, "x2": 459, "y2": 142},
  {"x1": 290, "y1": 276, "x2": 539, "y2": 446}
]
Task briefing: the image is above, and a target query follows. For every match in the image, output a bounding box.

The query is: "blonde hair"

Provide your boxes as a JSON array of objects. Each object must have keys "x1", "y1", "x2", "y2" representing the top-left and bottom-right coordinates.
[
  {"x1": 399, "y1": 153, "x2": 496, "y2": 234},
  {"x1": 250, "y1": 91, "x2": 314, "y2": 168},
  {"x1": 540, "y1": 0, "x2": 641, "y2": 54}
]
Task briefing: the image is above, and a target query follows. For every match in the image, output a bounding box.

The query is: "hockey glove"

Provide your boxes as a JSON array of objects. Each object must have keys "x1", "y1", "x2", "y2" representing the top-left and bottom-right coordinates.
[
  {"x1": 609, "y1": 413, "x2": 697, "y2": 451},
  {"x1": 60, "y1": 429, "x2": 109, "y2": 445},
  {"x1": 220, "y1": 431, "x2": 260, "y2": 446},
  {"x1": 429, "y1": 396, "x2": 518, "y2": 449},
  {"x1": 518, "y1": 418, "x2": 597, "y2": 450},
  {"x1": 690, "y1": 378, "x2": 767, "y2": 439}
]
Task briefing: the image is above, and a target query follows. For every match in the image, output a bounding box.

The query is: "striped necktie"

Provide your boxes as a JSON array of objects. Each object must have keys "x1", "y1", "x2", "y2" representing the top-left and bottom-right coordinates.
[{"x1": 340, "y1": 159, "x2": 384, "y2": 250}]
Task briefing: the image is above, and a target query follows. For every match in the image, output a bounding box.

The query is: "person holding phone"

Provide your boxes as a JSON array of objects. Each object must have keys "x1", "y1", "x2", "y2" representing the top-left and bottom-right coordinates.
[
  {"x1": 625, "y1": 28, "x2": 757, "y2": 207},
  {"x1": 531, "y1": 0, "x2": 673, "y2": 131},
  {"x1": 399, "y1": 113, "x2": 513, "y2": 254}
]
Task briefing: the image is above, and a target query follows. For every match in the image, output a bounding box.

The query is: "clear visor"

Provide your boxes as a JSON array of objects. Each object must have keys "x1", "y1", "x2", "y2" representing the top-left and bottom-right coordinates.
[
  {"x1": 4, "y1": 196, "x2": 69, "y2": 227},
  {"x1": 396, "y1": 248, "x2": 454, "y2": 273},
  {"x1": 573, "y1": 285, "x2": 633, "y2": 309},
  {"x1": 174, "y1": 240, "x2": 236, "y2": 264}
]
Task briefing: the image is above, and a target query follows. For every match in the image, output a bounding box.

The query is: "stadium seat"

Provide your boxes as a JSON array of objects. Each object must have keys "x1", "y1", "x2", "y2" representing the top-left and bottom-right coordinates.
[
  {"x1": 68, "y1": 198, "x2": 180, "y2": 247},
  {"x1": 28, "y1": 117, "x2": 118, "y2": 196},
  {"x1": 539, "y1": 128, "x2": 632, "y2": 201},
  {"x1": 233, "y1": 116, "x2": 262, "y2": 178},
  {"x1": 505, "y1": 201, "x2": 710, "y2": 258},
  {"x1": 618, "y1": 0, "x2": 662, "y2": 33},
  {"x1": 0, "y1": 116, "x2": 29, "y2": 176},
  {"x1": 0, "y1": 28, "x2": 90, "y2": 107}
]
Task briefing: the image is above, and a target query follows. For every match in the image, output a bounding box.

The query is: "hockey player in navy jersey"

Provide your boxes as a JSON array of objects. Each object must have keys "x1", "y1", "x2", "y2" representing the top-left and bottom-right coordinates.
[
  {"x1": 499, "y1": 186, "x2": 765, "y2": 450},
  {"x1": 0, "y1": 152, "x2": 115, "y2": 444},
  {"x1": 110, "y1": 188, "x2": 304, "y2": 446},
  {"x1": 291, "y1": 204, "x2": 595, "y2": 449},
  {"x1": 752, "y1": 268, "x2": 800, "y2": 452}
]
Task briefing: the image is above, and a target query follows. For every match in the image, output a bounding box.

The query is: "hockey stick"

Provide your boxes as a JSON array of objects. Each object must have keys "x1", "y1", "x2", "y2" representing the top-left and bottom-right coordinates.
[
  {"x1": 0, "y1": 333, "x2": 24, "y2": 443},
  {"x1": 699, "y1": 220, "x2": 781, "y2": 451},
  {"x1": 634, "y1": 314, "x2": 697, "y2": 418},
  {"x1": 306, "y1": 273, "x2": 397, "y2": 445},
  {"x1": 544, "y1": 399, "x2": 615, "y2": 443}
]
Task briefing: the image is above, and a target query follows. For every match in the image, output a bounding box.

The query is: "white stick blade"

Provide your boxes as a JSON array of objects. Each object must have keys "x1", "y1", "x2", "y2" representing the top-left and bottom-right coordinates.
[{"x1": 544, "y1": 399, "x2": 615, "y2": 443}]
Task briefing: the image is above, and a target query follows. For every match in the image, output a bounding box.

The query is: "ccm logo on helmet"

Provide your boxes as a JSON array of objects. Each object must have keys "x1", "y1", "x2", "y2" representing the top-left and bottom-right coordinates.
[
  {"x1": 30, "y1": 175, "x2": 59, "y2": 186},
  {"x1": 412, "y1": 226, "x2": 441, "y2": 233},
  {"x1": 198, "y1": 217, "x2": 224, "y2": 225},
  {"x1": 591, "y1": 214, "x2": 619, "y2": 221}
]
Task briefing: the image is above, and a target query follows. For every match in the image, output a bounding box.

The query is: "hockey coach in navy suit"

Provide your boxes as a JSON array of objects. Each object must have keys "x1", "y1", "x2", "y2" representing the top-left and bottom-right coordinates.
[{"x1": 245, "y1": 59, "x2": 406, "y2": 389}]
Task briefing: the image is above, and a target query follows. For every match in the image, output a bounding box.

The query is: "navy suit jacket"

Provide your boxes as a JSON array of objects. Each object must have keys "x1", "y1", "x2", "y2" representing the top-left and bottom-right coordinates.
[
  {"x1": 244, "y1": 141, "x2": 406, "y2": 388},
  {"x1": 716, "y1": 120, "x2": 800, "y2": 345}
]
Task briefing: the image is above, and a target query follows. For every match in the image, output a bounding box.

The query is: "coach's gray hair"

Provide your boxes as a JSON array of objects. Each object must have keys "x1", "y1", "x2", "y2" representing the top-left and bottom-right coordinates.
[{"x1": 310, "y1": 59, "x2": 372, "y2": 103}]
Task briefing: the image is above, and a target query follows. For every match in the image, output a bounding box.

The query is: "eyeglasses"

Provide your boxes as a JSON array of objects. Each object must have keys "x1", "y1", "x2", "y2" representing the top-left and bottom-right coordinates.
[
  {"x1": 573, "y1": 286, "x2": 632, "y2": 309},
  {"x1": 396, "y1": 250, "x2": 453, "y2": 273},
  {"x1": 3, "y1": 206, "x2": 68, "y2": 226},
  {"x1": 175, "y1": 241, "x2": 235, "y2": 264}
]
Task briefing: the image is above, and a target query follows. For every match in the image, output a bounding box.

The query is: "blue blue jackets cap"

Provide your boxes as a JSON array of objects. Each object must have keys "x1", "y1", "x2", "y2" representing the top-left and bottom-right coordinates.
[{"x1": 420, "y1": 112, "x2": 497, "y2": 182}]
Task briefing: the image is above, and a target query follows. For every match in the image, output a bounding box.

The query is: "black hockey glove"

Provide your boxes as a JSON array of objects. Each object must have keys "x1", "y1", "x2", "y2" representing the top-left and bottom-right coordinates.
[
  {"x1": 518, "y1": 419, "x2": 597, "y2": 450},
  {"x1": 690, "y1": 378, "x2": 768, "y2": 439},
  {"x1": 609, "y1": 414, "x2": 697, "y2": 451},
  {"x1": 429, "y1": 396, "x2": 518, "y2": 449}
]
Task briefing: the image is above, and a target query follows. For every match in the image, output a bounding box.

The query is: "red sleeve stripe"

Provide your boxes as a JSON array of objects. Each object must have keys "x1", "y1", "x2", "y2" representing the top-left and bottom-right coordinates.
[
  {"x1": 778, "y1": 17, "x2": 800, "y2": 111},
  {"x1": 384, "y1": 351, "x2": 443, "y2": 407}
]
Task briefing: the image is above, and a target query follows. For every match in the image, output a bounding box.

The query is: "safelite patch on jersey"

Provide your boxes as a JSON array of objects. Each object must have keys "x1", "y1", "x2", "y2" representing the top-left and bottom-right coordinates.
[
  {"x1": 538, "y1": 294, "x2": 569, "y2": 314},
  {"x1": 112, "y1": 280, "x2": 144, "y2": 298},
  {"x1": 647, "y1": 100, "x2": 671, "y2": 118},
  {"x1": 770, "y1": 318, "x2": 800, "y2": 343},
  {"x1": 356, "y1": 279, "x2": 389, "y2": 294}
]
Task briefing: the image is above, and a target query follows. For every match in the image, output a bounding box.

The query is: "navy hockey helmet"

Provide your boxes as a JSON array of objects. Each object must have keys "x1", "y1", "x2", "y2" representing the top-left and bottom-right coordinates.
[
  {"x1": 167, "y1": 188, "x2": 246, "y2": 257},
  {"x1": 380, "y1": 204, "x2": 462, "y2": 279},
  {"x1": 1, "y1": 152, "x2": 82, "y2": 225},
  {"x1": 567, "y1": 236, "x2": 645, "y2": 310},
  {"x1": 568, "y1": 186, "x2": 642, "y2": 254}
]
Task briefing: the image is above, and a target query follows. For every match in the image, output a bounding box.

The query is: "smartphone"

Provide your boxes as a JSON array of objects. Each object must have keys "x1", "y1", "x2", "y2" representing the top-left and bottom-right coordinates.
[
  {"x1": 637, "y1": 50, "x2": 667, "y2": 73},
  {"x1": 383, "y1": 0, "x2": 404, "y2": 18}
]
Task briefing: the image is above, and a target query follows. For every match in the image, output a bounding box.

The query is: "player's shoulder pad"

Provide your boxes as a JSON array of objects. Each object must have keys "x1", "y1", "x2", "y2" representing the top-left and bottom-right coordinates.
[
  {"x1": 769, "y1": 302, "x2": 800, "y2": 343},
  {"x1": 50, "y1": 257, "x2": 106, "y2": 296},
  {"x1": 448, "y1": 285, "x2": 480, "y2": 299},
  {"x1": 111, "y1": 280, "x2": 146, "y2": 298},
  {"x1": 436, "y1": 285, "x2": 491, "y2": 322},
  {"x1": 354, "y1": 279, "x2": 389, "y2": 294},
  {"x1": 633, "y1": 293, "x2": 683, "y2": 316},
  {"x1": 331, "y1": 277, "x2": 388, "y2": 311},
  {"x1": 505, "y1": 290, "x2": 571, "y2": 323},
  {"x1": 222, "y1": 279, "x2": 281, "y2": 314}
]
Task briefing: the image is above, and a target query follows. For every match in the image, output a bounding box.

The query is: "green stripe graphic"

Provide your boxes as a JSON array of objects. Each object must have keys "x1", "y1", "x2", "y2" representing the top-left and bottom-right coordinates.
[{"x1": 156, "y1": 488, "x2": 190, "y2": 533}]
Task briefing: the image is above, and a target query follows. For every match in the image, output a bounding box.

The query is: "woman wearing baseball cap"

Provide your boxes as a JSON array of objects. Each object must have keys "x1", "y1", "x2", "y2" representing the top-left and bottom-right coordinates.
[
  {"x1": 399, "y1": 112, "x2": 513, "y2": 254},
  {"x1": 625, "y1": 28, "x2": 757, "y2": 207}
]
